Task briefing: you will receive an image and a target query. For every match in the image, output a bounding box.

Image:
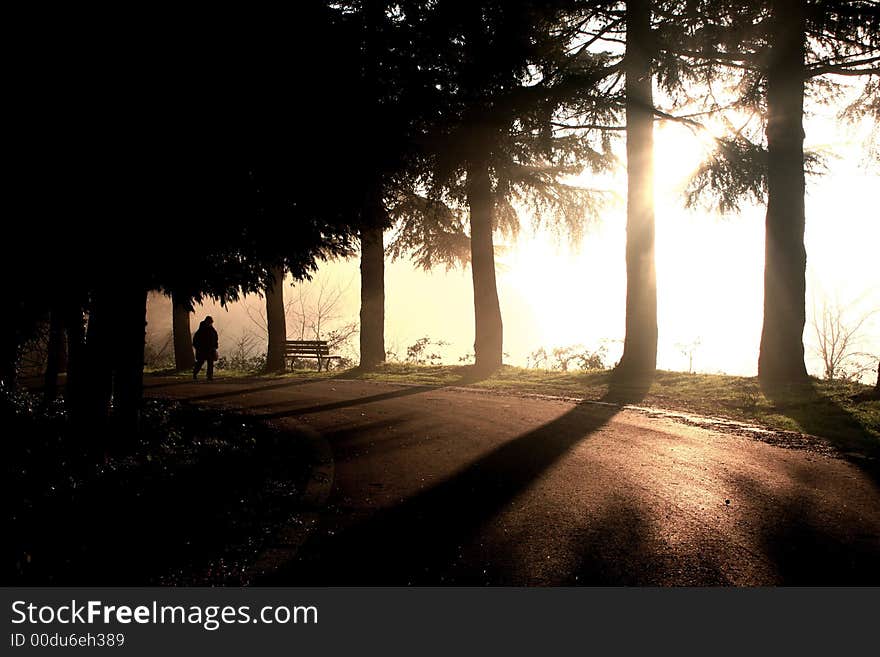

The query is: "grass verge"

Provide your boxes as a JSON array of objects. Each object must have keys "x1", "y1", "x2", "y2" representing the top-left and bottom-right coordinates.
[{"x1": 245, "y1": 363, "x2": 879, "y2": 455}]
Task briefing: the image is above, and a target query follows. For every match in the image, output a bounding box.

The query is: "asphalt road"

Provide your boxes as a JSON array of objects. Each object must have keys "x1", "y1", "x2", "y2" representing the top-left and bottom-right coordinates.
[{"x1": 145, "y1": 376, "x2": 880, "y2": 585}]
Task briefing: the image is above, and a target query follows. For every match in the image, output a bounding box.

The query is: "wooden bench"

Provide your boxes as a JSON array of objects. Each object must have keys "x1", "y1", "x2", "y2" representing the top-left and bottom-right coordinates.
[{"x1": 284, "y1": 340, "x2": 340, "y2": 372}]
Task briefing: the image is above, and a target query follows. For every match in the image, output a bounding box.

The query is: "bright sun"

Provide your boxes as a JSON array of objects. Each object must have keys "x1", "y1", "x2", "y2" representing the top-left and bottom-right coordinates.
[
  {"x1": 502, "y1": 120, "x2": 767, "y2": 374},
  {"x1": 653, "y1": 121, "x2": 717, "y2": 192}
]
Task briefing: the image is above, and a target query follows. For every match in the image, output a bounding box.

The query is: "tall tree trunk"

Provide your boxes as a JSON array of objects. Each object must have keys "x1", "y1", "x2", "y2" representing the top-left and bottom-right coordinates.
[
  {"x1": 265, "y1": 266, "x2": 287, "y2": 373},
  {"x1": 172, "y1": 292, "x2": 195, "y2": 371},
  {"x1": 359, "y1": 210, "x2": 386, "y2": 369},
  {"x1": 618, "y1": 0, "x2": 658, "y2": 377},
  {"x1": 82, "y1": 288, "x2": 114, "y2": 429},
  {"x1": 758, "y1": 0, "x2": 808, "y2": 382},
  {"x1": 43, "y1": 308, "x2": 67, "y2": 403},
  {"x1": 111, "y1": 289, "x2": 147, "y2": 433},
  {"x1": 875, "y1": 361, "x2": 879, "y2": 392},
  {"x1": 358, "y1": 3, "x2": 386, "y2": 371},
  {"x1": 467, "y1": 155, "x2": 503, "y2": 372}
]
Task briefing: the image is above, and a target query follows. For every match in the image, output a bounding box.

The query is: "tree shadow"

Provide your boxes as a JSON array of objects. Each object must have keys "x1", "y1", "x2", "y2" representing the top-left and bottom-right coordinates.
[
  {"x1": 248, "y1": 366, "x2": 493, "y2": 419},
  {"x1": 761, "y1": 502, "x2": 880, "y2": 585},
  {"x1": 251, "y1": 386, "x2": 443, "y2": 419},
  {"x1": 566, "y1": 464, "x2": 880, "y2": 586},
  {"x1": 759, "y1": 379, "x2": 880, "y2": 486},
  {"x1": 141, "y1": 379, "x2": 198, "y2": 390},
  {"x1": 263, "y1": 399, "x2": 638, "y2": 584},
  {"x1": 729, "y1": 471, "x2": 880, "y2": 585},
  {"x1": 345, "y1": 363, "x2": 492, "y2": 384},
  {"x1": 183, "y1": 376, "x2": 330, "y2": 402},
  {"x1": 564, "y1": 499, "x2": 729, "y2": 586},
  {"x1": 254, "y1": 367, "x2": 652, "y2": 584},
  {"x1": 317, "y1": 415, "x2": 424, "y2": 464},
  {"x1": 142, "y1": 368, "x2": 363, "y2": 396}
]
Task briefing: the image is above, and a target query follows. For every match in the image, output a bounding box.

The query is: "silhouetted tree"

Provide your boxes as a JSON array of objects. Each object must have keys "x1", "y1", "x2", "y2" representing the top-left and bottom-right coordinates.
[
  {"x1": 389, "y1": 0, "x2": 613, "y2": 372},
  {"x1": 757, "y1": 0, "x2": 810, "y2": 381},
  {"x1": 265, "y1": 267, "x2": 288, "y2": 373},
  {"x1": 360, "y1": 214, "x2": 387, "y2": 369},
  {"x1": 674, "y1": 0, "x2": 880, "y2": 382},
  {"x1": 617, "y1": 0, "x2": 659, "y2": 376},
  {"x1": 340, "y1": 0, "x2": 452, "y2": 370},
  {"x1": 354, "y1": 0, "x2": 394, "y2": 370}
]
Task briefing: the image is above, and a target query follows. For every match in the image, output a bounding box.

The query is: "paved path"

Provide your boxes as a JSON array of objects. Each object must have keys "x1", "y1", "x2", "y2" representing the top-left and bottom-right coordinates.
[{"x1": 145, "y1": 376, "x2": 880, "y2": 585}]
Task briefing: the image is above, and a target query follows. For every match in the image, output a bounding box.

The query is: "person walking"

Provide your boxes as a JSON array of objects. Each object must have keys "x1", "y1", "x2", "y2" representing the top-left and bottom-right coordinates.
[{"x1": 192, "y1": 316, "x2": 219, "y2": 381}]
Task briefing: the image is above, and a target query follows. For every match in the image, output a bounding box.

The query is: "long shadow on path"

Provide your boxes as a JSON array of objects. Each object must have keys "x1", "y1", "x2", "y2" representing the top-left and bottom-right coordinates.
[
  {"x1": 262, "y1": 378, "x2": 648, "y2": 585},
  {"x1": 251, "y1": 386, "x2": 448, "y2": 419},
  {"x1": 143, "y1": 371, "x2": 355, "y2": 400},
  {"x1": 248, "y1": 367, "x2": 492, "y2": 419},
  {"x1": 179, "y1": 376, "x2": 337, "y2": 402}
]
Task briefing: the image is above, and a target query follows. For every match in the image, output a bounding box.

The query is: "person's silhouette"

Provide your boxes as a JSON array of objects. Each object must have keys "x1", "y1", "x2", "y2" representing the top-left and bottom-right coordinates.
[{"x1": 192, "y1": 316, "x2": 219, "y2": 381}]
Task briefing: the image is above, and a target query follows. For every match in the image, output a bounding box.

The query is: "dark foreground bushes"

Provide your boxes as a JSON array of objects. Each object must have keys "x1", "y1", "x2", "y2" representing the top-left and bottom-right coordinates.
[{"x1": 3, "y1": 389, "x2": 313, "y2": 585}]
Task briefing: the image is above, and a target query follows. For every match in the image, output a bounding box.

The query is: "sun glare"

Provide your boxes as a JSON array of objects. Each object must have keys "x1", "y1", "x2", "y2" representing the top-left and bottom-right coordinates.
[
  {"x1": 653, "y1": 122, "x2": 717, "y2": 192},
  {"x1": 501, "y1": 121, "x2": 766, "y2": 374}
]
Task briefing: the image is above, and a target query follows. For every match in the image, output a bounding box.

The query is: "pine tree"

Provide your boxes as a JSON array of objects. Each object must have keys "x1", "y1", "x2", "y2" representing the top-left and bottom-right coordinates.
[
  {"x1": 265, "y1": 267, "x2": 288, "y2": 373},
  {"x1": 618, "y1": 0, "x2": 659, "y2": 376},
  {"x1": 388, "y1": 0, "x2": 615, "y2": 372},
  {"x1": 669, "y1": 0, "x2": 880, "y2": 382},
  {"x1": 360, "y1": 213, "x2": 387, "y2": 368}
]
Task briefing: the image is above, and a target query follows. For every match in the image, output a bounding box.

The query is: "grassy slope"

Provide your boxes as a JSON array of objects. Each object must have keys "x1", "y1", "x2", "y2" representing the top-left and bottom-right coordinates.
[{"x1": 148, "y1": 364, "x2": 880, "y2": 456}]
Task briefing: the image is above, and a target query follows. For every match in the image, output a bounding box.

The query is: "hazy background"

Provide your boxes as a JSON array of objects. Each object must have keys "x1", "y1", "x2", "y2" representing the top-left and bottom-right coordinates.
[{"x1": 146, "y1": 109, "x2": 879, "y2": 381}]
